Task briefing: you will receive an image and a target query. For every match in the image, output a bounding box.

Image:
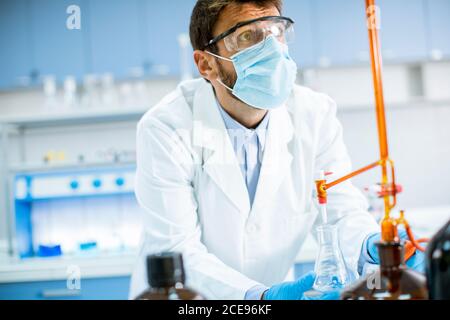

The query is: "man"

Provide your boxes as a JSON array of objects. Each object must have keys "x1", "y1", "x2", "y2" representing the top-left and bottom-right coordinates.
[{"x1": 129, "y1": 0, "x2": 425, "y2": 300}]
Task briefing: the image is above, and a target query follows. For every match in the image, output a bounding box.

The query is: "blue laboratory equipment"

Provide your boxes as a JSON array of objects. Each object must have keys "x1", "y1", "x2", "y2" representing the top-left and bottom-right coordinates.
[{"x1": 12, "y1": 165, "x2": 143, "y2": 259}]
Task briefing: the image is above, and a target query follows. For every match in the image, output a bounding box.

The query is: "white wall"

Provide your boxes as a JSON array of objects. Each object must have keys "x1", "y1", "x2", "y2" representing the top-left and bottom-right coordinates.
[
  {"x1": 307, "y1": 62, "x2": 450, "y2": 209},
  {"x1": 339, "y1": 103, "x2": 450, "y2": 209}
]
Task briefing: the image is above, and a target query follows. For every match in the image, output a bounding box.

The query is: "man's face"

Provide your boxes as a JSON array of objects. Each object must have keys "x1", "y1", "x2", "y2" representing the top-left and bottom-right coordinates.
[{"x1": 211, "y1": 3, "x2": 280, "y2": 90}]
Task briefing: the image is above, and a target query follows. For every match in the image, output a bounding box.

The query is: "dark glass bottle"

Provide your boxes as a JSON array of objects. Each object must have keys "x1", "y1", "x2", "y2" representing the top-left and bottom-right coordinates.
[
  {"x1": 341, "y1": 242, "x2": 428, "y2": 300},
  {"x1": 426, "y1": 219, "x2": 450, "y2": 300},
  {"x1": 136, "y1": 252, "x2": 204, "y2": 300}
]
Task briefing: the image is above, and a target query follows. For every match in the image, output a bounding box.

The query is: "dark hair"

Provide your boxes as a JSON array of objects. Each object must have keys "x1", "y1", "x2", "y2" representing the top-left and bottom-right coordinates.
[{"x1": 189, "y1": 0, "x2": 283, "y2": 52}]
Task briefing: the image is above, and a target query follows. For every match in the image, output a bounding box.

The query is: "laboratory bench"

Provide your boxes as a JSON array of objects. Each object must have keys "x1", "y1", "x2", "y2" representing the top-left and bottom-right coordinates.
[
  {"x1": 0, "y1": 204, "x2": 446, "y2": 300},
  {"x1": 0, "y1": 252, "x2": 136, "y2": 300},
  {"x1": 0, "y1": 250, "x2": 317, "y2": 300}
]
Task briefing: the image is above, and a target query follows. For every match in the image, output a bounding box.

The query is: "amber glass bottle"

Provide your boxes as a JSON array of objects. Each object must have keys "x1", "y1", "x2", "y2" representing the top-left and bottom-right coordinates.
[
  {"x1": 426, "y1": 219, "x2": 450, "y2": 300},
  {"x1": 341, "y1": 243, "x2": 428, "y2": 300},
  {"x1": 136, "y1": 252, "x2": 204, "y2": 300}
]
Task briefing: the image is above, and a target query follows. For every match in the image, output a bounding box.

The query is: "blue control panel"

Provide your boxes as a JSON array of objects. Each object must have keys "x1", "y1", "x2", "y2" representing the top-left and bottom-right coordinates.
[
  {"x1": 15, "y1": 166, "x2": 135, "y2": 202},
  {"x1": 13, "y1": 165, "x2": 138, "y2": 258}
]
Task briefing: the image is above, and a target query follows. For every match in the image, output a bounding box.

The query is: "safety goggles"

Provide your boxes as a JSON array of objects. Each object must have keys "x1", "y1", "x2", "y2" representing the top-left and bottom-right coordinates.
[{"x1": 205, "y1": 16, "x2": 295, "y2": 53}]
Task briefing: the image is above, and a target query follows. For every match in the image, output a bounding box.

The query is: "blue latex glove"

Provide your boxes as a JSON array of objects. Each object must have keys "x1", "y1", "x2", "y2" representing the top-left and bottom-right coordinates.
[
  {"x1": 365, "y1": 230, "x2": 426, "y2": 273},
  {"x1": 263, "y1": 272, "x2": 340, "y2": 300}
]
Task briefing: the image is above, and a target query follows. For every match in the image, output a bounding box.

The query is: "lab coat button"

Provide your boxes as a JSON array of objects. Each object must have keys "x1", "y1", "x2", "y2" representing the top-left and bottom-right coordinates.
[{"x1": 246, "y1": 224, "x2": 257, "y2": 234}]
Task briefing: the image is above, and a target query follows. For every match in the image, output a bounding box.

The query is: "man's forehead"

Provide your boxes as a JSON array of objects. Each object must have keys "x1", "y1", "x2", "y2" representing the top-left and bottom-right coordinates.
[{"x1": 214, "y1": 4, "x2": 280, "y2": 36}]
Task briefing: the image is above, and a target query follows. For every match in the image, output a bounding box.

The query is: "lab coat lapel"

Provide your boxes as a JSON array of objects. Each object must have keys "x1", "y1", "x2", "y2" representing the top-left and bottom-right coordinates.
[
  {"x1": 251, "y1": 105, "x2": 294, "y2": 214},
  {"x1": 193, "y1": 81, "x2": 251, "y2": 215}
]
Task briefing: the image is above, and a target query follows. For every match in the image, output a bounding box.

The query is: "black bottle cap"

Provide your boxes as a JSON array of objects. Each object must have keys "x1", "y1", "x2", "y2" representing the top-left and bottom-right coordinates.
[{"x1": 146, "y1": 252, "x2": 186, "y2": 288}]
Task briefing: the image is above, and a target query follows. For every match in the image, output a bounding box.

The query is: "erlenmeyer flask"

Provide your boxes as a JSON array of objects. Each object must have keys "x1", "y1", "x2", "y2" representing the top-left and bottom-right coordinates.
[{"x1": 313, "y1": 224, "x2": 352, "y2": 292}]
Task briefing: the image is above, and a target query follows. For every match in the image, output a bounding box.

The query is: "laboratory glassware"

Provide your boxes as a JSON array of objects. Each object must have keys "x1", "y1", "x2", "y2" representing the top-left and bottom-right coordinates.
[
  {"x1": 178, "y1": 33, "x2": 193, "y2": 82},
  {"x1": 312, "y1": 224, "x2": 353, "y2": 293},
  {"x1": 133, "y1": 80, "x2": 149, "y2": 108},
  {"x1": 308, "y1": 172, "x2": 354, "y2": 295},
  {"x1": 81, "y1": 74, "x2": 101, "y2": 109},
  {"x1": 63, "y1": 76, "x2": 78, "y2": 109},
  {"x1": 136, "y1": 252, "x2": 205, "y2": 300},
  {"x1": 43, "y1": 75, "x2": 58, "y2": 110},
  {"x1": 426, "y1": 218, "x2": 450, "y2": 300},
  {"x1": 119, "y1": 82, "x2": 134, "y2": 108},
  {"x1": 312, "y1": 0, "x2": 429, "y2": 300},
  {"x1": 341, "y1": 242, "x2": 428, "y2": 300},
  {"x1": 100, "y1": 73, "x2": 119, "y2": 109},
  {"x1": 364, "y1": 184, "x2": 396, "y2": 222}
]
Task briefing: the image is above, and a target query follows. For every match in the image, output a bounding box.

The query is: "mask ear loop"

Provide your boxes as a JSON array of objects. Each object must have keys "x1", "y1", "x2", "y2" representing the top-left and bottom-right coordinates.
[
  {"x1": 204, "y1": 51, "x2": 234, "y2": 92},
  {"x1": 216, "y1": 78, "x2": 233, "y2": 92},
  {"x1": 205, "y1": 50, "x2": 233, "y2": 62}
]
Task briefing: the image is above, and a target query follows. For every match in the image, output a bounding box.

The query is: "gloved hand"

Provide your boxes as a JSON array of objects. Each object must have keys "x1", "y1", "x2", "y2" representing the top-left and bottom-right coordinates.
[
  {"x1": 365, "y1": 230, "x2": 426, "y2": 273},
  {"x1": 263, "y1": 272, "x2": 340, "y2": 300}
]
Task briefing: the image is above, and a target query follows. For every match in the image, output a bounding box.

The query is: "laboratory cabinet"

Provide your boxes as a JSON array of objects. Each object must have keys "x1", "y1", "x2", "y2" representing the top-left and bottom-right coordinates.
[
  {"x1": 283, "y1": 0, "x2": 315, "y2": 68},
  {"x1": 88, "y1": 0, "x2": 197, "y2": 78},
  {"x1": 0, "y1": 0, "x2": 89, "y2": 89},
  {"x1": 0, "y1": 0, "x2": 33, "y2": 88},
  {"x1": 87, "y1": 0, "x2": 145, "y2": 79},
  {"x1": 28, "y1": 0, "x2": 89, "y2": 83},
  {"x1": 1, "y1": 0, "x2": 450, "y2": 90},
  {"x1": 12, "y1": 165, "x2": 141, "y2": 259},
  {"x1": 0, "y1": 276, "x2": 130, "y2": 300},
  {"x1": 425, "y1": 0, "x2": 450, "y2": 60},
  {"x1": 141, "y1": 0, "x2": 197, "y2": 76},
  {"x1": 287, "y1": 0, "x2": 444, "y2": 67},
  {"x1": 377, "y1": 0, "x2": 428, "y2": 63},
  {"x1": 312, "y1": 0, "x2": 370, "y2": 67}
]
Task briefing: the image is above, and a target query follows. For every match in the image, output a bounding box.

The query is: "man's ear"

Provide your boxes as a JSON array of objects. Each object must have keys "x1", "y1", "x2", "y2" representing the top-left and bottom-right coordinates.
[{"x1": 194, "y1": 50, "x2": 218, "y2": 82}]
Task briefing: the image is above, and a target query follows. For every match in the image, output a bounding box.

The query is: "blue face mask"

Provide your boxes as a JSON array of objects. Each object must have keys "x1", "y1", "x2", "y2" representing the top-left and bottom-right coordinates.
[{"x1": 206, "y1": 36, "x2": 298, "y2": 110}]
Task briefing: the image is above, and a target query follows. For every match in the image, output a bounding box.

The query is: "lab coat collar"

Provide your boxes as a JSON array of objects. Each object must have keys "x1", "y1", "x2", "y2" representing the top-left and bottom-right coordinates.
[
  {"x1": 193, "y1": 80, "x2": 294, "y2": 216},
  {"x1": 193, "y1": 81, "x2": 251, "y2": 214},
  {"x1": 216, "y1": 99, "x2": 271, "y2": 154},
  {"x1": 250, "y1": 101, "x2": 294, "y2": 215}
]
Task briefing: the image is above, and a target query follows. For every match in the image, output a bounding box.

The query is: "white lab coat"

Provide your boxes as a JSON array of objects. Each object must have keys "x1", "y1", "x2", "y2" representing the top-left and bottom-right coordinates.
[{"x1": 129, "y1": 78, "x2": 379, "y2": 300}]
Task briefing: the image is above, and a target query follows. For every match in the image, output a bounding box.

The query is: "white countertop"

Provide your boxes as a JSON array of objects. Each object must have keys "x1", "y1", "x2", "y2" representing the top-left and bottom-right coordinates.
[
  {"x1": 0, "y1": 250, "x2": 313, "y2": 285},
  {"x1": 0, "y1": 251, "x2": 137, "y2": 283}
]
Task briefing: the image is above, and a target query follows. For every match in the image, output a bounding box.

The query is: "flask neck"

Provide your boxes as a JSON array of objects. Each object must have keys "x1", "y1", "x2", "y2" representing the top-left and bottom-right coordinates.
[{"x1": 316, "y1": 224, "x2": 338, "y2": 246}]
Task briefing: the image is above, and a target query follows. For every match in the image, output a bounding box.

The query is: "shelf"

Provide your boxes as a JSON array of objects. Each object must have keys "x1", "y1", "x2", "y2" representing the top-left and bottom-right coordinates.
[
  {"x1": 0, "y1": 251, "x2": 137, "y2": 283},
  {"x1": 16, "y1": 191, "x2": 136, "y2": 203},
  {"x1": 2, "y1": 99, "x2": 449, "y2": 128},
  {"x1": 0, "y1": 75, "x2": 179, "y2": 95},
  {"x1": 8, "y1": 161, "x2": 136, "y2": 174},
  {"x1": 301, "y1": 57, "x2": 450, "y2": 72},
  {"x1": 0, "y1": 107, "x2": 148, "y2": 129},
  {"x1": 337, "y1": 98, "x2": 450, "y2": 113}
]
